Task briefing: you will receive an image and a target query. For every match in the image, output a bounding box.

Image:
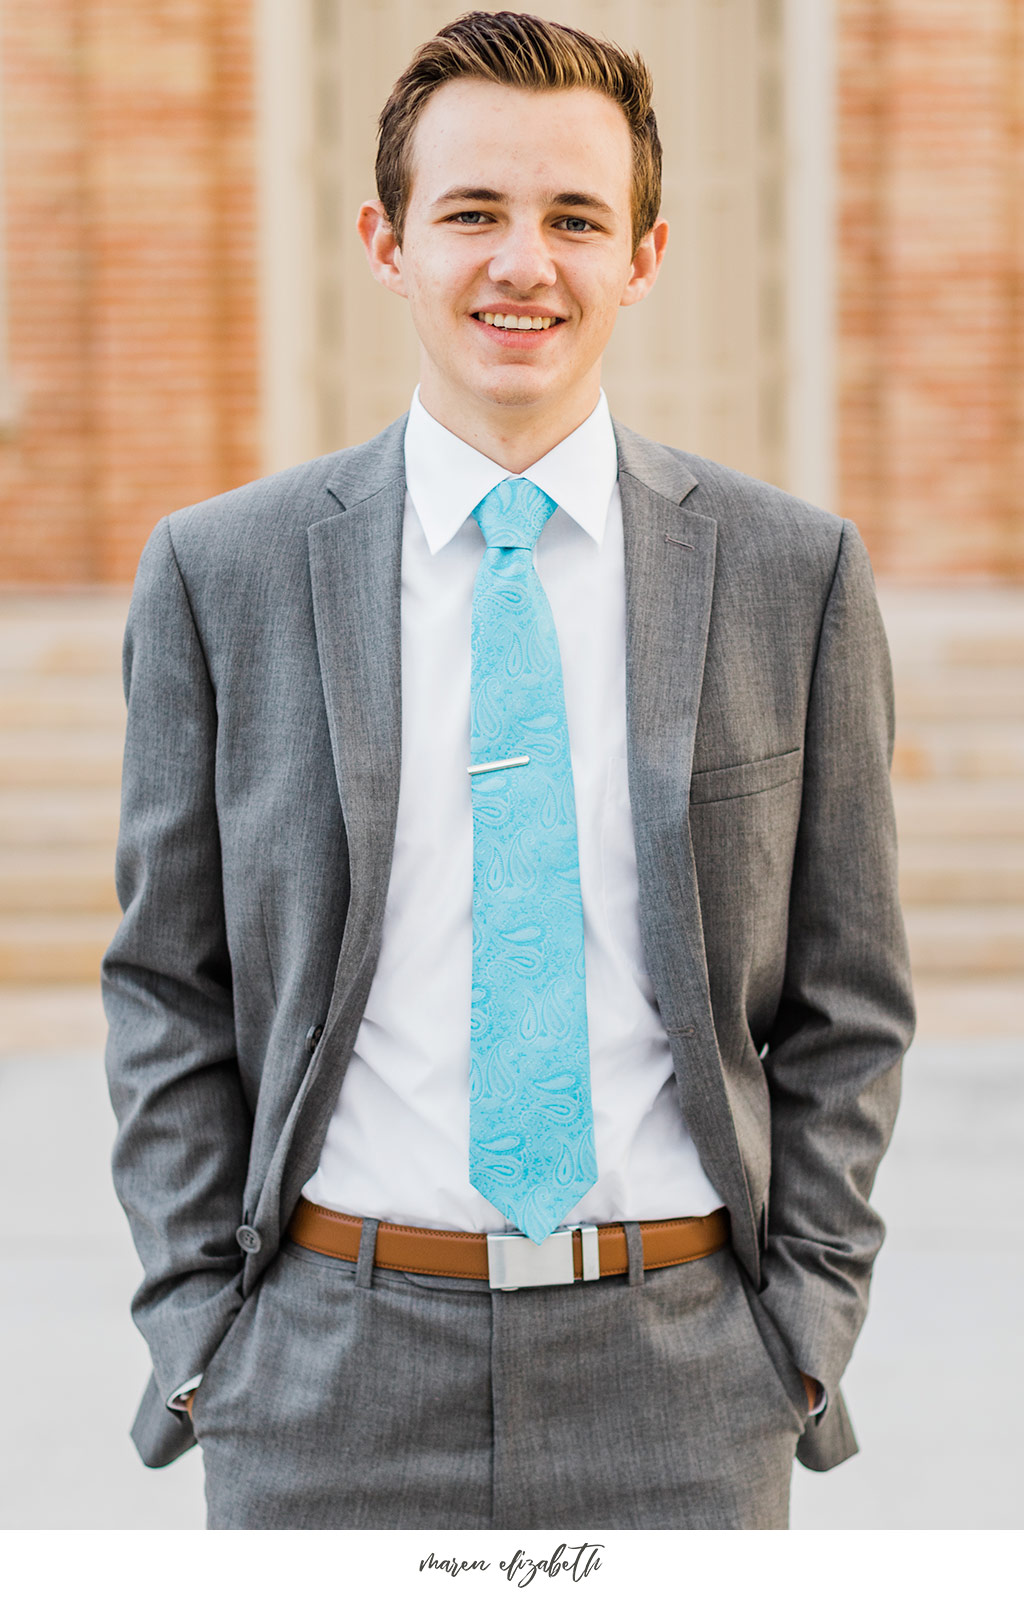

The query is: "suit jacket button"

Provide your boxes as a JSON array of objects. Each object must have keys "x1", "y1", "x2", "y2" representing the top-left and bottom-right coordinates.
[
  {"x1": 236, "y1": 1225, "x2": 262, "y2": 1253},
  {"x1": 306, "y1": 1024, "x2": 324, "y2": 1052}
]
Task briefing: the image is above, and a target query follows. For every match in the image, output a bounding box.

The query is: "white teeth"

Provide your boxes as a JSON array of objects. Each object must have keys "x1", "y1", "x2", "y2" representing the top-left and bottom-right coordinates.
[{"x1": 478, "y1": 312, "x2": 556, "y2": 329}]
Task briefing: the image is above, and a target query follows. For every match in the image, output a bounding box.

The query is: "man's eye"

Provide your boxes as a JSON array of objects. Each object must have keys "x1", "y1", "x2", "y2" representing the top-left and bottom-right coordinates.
[
  {"x1": 557, "y1": 216, "x2": 595, "y2": 233},
  {"x1": 452, "y1": 211, "x2": 490, "y2": 224}
]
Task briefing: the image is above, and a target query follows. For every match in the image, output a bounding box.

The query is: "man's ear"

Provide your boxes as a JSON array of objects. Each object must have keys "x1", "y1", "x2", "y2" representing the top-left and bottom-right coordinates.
[
  {"x1": 357, "y1": 200, "x2": 408, "y2": 299},
  {"x1": 620, "y1": 217, "x2": 669, "y2": 309}
]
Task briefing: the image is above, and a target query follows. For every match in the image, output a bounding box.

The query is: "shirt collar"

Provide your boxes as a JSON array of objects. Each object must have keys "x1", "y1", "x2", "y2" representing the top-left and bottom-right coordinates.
[{"x1": 403, "y1": 387, "x2": 618, "y2": 555}]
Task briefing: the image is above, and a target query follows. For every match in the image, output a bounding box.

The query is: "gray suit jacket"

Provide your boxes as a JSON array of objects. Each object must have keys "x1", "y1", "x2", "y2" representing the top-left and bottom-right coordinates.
[{"x1": 103, "y1": 416, "x2": 914, "y2": 1474}]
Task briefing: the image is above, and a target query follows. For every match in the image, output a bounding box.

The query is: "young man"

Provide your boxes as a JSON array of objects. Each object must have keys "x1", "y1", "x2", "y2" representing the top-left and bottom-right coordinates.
[{"x1": 104, "y1": 11, "x2": 913, "y2": 1530}]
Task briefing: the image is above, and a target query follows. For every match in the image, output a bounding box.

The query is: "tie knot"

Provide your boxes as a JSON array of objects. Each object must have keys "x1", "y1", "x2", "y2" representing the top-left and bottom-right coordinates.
[{"x1": 472, "y1": 478, "x2": 557, "y2": 551}]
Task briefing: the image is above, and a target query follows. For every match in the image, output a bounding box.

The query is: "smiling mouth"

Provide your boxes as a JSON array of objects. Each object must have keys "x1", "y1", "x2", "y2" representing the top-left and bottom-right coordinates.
[{"x1": 472, "y1": 312, "x2": 564, "y2": 330}]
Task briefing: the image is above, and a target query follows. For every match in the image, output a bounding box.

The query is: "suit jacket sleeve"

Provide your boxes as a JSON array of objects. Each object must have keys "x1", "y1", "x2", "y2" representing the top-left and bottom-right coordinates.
[
  {"x1": 102, "y1": 518, "x2": 250, "y2": 1408},
  {"x1": 759, "y1": 519, "x2": 914, "y2": 1409}
]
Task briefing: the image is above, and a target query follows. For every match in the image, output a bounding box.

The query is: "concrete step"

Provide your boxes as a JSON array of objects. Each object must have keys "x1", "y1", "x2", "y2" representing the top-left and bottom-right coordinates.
[
  {"x1": 0, "y1": 912, "x2": 120, "y2": 983},
  {"x1": 944, "y1": 636, "x2": 1024, "y2": 668},
  {"x1": 891, "y1": 669, "x2": 1024, "y2": 719},
  {"x1": 893, "y1": 722, "x2": 1024, "y2": 780},
  {"x1": 0, "y1": 729, "x2": 124, "y2": 787},
  {"x1": 893, "y1": 781, "x2": 1024, "y2": 839},
  {"x1": 879, "y1": 585, "x2": 1024, "y2": 669},
  {"x1": 0, "y1": 791, "x2": 120, "y2": 846},
  {"x1": 887, "y1": 631, "x2": 1024, "y2": 672},
  {"x1": 0, "y1": 848, "x2": 119, "y2": 913},
  {"x1": 0, "y1": 681, "x2": 126, "y2": 731},
  {"x1": 0, "y1": 983, "x2": 109, "y2": 1053},
  {"x1": 0, "y1": 619, "x2": 125, "y2": 678},
  {"x1": 911, "y1": 978, "x2": 1024, "y2": 1037},
  {"x1": 899, "y1": 839, "x2": 1024, "y2": 904},
  {"x1": 0, "y1": 589, "x2": 128, "y2": 621},
  {"x1": 904, "y1": 906, "x2": 1024, "y2": 977}
]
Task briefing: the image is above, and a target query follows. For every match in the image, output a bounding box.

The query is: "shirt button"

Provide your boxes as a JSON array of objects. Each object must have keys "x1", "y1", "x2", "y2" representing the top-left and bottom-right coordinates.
[
  {"x1": 236, "y1": 1225, "x2": 262, "y2": 1253},
  {"x1": 305, "y1": 1023, "x2": 324, "y2": 1053}
]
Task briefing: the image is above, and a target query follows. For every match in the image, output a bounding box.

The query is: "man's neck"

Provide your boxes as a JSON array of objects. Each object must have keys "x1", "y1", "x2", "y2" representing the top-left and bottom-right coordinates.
[{"x1": 416, "y1": 381, "x2": 602, "y2": 474}]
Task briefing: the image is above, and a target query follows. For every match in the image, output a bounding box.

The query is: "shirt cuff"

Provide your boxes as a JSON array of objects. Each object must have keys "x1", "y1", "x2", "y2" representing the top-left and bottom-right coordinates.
[{"x1": 167, "y1": 1374, "x2": 203, "y2": 1412}]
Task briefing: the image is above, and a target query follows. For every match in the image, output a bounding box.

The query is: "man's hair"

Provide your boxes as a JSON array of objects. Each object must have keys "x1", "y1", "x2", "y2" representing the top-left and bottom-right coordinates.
[{"x1": 376, "y1": 9, "x2": 662, "y2": 254}]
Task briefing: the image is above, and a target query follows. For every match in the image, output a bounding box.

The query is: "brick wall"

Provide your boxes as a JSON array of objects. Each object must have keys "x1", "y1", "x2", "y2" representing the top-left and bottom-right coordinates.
[
  {"x1": 2, "y1": 2, "x2": 1023, "y2": 583},
  {"x1": 838, "y1": 0, "x2": 1024, "y2": 577},
  {"x1": 0, "y1": 0, "x2": 258, "y2": 584}
]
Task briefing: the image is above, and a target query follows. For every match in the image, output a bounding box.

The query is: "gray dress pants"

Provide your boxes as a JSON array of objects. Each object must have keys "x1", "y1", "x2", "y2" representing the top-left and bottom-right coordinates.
[{"x1": 192, "y1": 1230, "x2": 808, "y2": 1529}]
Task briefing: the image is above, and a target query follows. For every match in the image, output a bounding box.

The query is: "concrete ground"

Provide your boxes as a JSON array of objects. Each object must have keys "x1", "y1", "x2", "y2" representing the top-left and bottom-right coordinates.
[{"x1": 0, "y1": 1035, "x2": 1020, "y2": 1531}]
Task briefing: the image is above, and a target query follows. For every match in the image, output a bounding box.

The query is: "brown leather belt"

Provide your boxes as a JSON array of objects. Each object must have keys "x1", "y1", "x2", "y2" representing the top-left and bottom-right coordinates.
[{"x1": 289, "y1": 1197, "x2": 729, "y2": 1285}]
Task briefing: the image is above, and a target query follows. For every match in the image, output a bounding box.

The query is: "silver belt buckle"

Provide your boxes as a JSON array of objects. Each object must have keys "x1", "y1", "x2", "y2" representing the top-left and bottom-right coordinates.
[{"x1": 486, "y1": 1225, "x2": 600, "y2": 1290}]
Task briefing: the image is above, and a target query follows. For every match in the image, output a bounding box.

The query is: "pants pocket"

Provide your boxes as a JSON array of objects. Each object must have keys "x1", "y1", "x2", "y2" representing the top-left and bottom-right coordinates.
[
  {"x1": 727, "y1": 1253, "x2": 810, "y2": 1430},
  {"x1": 190, "y1": 1279, "x2": 264, "y2": 1438}
]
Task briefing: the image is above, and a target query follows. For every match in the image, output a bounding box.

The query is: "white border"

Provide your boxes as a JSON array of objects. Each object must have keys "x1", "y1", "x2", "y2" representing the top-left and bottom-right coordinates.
[{"x1": 1, "y1": 1529, "x2": 1018, "y2": 1597}]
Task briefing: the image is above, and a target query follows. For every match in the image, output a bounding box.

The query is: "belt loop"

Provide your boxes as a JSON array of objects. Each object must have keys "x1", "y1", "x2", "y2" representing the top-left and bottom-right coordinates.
[
  {"x1": 355, "y1": 1217, "x2": 380, "y2": 1289},
  {"x1": 624, "y1": 1222, "x2": 644, "y2": 1287}
]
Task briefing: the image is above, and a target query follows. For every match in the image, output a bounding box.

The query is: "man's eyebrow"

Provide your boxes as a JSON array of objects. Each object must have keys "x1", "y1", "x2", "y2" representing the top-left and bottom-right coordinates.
[
  {"x1": 431, "y1": 186, "x2": 616, "y2": 215},
  {"x1": 431, "y1": 187, "x2": 504, "y2": 206},
  {"x1": 550, "y1": 191, "x2": 615, "y2": 215}
]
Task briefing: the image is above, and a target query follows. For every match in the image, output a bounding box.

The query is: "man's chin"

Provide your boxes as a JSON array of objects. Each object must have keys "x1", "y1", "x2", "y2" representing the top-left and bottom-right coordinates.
[
  {"x1": 426, "y1": 358, "x2": 580, "y2": 425},
  {"x1": 472, "y1": 368, "x2": 563, "y2": 412}
]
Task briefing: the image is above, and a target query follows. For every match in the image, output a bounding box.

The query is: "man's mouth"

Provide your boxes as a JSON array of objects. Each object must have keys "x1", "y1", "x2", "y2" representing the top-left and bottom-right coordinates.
[{"x1": 472, "y1": 311, "x2": 564, "y2": 330}]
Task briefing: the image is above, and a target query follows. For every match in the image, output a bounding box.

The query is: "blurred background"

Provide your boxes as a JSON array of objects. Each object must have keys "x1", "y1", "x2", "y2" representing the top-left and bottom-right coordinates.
[{"x1": 0, "y1": 0, "x2": 1021, "y2": 1530}]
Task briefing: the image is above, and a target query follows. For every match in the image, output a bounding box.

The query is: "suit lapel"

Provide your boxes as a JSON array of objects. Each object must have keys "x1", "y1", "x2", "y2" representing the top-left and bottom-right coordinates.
[
  {"x1": 272, "y1": 424, "x2": 408, "y2": 1224},
  {"x1": 615, "y1": 424, "x2": 760, "y2": 1274},
  {"x1": 308, "y1": 482, "x2": 405, "y2": 957}
]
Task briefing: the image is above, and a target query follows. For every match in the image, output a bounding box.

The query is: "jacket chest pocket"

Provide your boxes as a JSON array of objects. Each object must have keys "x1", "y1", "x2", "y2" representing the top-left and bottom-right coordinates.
[{"x1": 689, "y1": 747, "x2": 803, "y2": 807}]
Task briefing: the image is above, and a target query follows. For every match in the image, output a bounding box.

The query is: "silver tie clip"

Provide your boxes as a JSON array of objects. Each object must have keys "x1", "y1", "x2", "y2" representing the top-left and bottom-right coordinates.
[{"x1": 467, "y1": 755, "x2": 531, "y2": 776}]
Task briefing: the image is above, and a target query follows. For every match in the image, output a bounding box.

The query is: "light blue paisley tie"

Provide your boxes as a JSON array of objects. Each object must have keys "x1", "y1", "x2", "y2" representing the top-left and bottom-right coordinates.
[{"x1": 468, "y1": 477, "x2": 598, "y2": 1244}]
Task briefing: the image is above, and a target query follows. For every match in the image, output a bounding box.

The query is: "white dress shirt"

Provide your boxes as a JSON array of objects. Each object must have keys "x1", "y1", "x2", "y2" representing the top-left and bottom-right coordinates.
[{"x1": 302, "y1": 389, "x2": 722, "y2": 1230}]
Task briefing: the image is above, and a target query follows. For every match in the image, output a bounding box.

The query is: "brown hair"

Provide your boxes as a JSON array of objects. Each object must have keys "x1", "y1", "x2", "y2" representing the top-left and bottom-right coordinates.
[{"x1": 376, "y1": 10, "x2": 662, "y2": 254}]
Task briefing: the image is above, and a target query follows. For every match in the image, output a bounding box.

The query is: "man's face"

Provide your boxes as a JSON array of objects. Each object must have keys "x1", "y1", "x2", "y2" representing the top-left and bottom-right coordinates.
[{"x1": 366, "y1": 79, "x2": 663, "y2": 434}]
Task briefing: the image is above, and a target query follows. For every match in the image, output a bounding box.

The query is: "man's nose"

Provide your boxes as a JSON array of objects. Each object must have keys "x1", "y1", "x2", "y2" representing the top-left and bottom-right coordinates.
[{"x1": 487, "y1": 224, "x2": 557, "y2": 290}]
